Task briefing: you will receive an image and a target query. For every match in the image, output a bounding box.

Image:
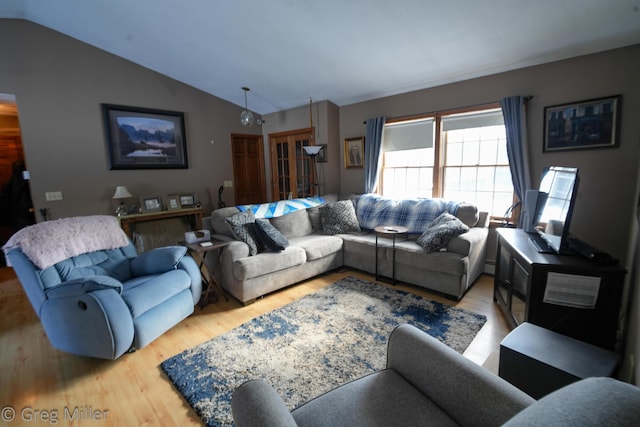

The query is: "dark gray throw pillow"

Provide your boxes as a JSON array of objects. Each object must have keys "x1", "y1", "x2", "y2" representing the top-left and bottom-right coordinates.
[
  {"x1": 225, "y1": 211, "x2": 259, "y2": 256},
  {"x1": 320, "y1": 200, "x2": 361, "y2": 235},
  {"x1": 253, "y1": 219, "x2": 289, "y2": 251},
  {"x1": 417, "y1": 212, "x2": 469, "y2": 253}
]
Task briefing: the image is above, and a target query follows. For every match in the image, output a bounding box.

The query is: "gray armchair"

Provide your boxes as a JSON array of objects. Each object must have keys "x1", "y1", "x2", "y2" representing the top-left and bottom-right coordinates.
[
  {"x1": 3, "y1": 215, "x2": 202, "y2": 359},
  {"x1": 232, "y1": 324, "x2": 640, "y2": 427}
]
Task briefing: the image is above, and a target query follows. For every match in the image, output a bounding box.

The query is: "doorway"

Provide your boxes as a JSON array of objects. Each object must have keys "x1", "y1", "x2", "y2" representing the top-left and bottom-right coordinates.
[
  {"x1": 0, "y1": 93, "x2": 35, "y2": 266},
  {"x1": 231, "y1": 133, "x2": 267, "y2": 205}
]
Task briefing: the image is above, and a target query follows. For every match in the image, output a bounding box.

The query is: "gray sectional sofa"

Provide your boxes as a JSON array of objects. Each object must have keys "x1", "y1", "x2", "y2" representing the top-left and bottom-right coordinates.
[{"x1": 204, "y1": 194, "x2": 489, "y2": 305}]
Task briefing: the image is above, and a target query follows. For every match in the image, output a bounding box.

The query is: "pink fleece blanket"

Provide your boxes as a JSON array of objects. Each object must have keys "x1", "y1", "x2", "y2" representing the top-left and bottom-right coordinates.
[{"x1": 2, "y1": 215, "x2": 130, "y2": 269}]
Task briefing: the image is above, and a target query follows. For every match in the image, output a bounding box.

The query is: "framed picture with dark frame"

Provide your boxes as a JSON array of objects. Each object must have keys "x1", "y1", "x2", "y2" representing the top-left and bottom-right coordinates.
[
  {"x1": 179, "y1": 193, "x2": 195, "y2": 208},
  {"x1": 102, "y1": 104, "x2": 189, "y2": 169},
  {"x1": 140, "y1": 196, "x2": 163, "y2": 213},
  {"x1": 344, "y1": 137, "x2": 364, "y2": 169},
  {"x1": 543, "y1": 95, "x2": 621, "y2": 152},
  {"x1": 317, "y1": 144, "x2": 328, "y2": 163}
]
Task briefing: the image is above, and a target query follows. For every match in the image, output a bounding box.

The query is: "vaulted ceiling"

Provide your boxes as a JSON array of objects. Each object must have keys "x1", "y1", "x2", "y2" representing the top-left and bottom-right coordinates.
[{"x1": 2, "y1": 0, "x2": 640, "y2": 114}]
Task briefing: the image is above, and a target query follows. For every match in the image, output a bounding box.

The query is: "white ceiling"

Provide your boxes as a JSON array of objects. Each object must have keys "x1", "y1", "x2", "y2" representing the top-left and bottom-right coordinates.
[{"x1": 2, "y1": 0, "x2": 640, "y2": 114}]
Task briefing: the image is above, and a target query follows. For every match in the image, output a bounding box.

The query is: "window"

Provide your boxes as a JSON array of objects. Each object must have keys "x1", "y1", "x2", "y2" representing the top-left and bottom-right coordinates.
[{"x1": 380, "y1": 106, "x2": 514, "y2": 219}]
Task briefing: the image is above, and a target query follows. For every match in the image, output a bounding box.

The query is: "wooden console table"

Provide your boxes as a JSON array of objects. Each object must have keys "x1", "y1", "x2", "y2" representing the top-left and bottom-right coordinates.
[{"x1": 118, "y1": 208, "x2": 204, "y2": 239}]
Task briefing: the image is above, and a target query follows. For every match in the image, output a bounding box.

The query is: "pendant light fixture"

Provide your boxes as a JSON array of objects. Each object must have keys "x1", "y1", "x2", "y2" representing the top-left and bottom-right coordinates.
[{"x1": 240, "y1": 86, "x2": 254, "y2": 126}]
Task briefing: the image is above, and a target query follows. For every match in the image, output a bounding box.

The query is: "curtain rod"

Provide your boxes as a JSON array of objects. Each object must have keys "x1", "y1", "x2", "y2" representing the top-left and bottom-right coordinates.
[{"x1": 362, "y1": 96, "x2": 533, "y2": 124}]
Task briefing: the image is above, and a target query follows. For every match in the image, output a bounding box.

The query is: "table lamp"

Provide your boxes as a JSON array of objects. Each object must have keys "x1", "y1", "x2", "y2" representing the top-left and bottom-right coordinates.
[{"x1": 113, "y1": 186, "x2": 133, "y2": 216}]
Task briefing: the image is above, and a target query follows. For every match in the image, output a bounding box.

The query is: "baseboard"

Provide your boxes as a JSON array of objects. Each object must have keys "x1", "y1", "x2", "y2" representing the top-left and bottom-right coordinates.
[{"x1": 483, "y1": 261, "x2": 496, "y2": 275}]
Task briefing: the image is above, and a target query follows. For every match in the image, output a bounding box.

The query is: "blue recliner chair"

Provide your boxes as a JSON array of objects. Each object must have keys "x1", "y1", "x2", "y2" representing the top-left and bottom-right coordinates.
[{"x1": 3, "y1": 215, "x2": 202, "y2": 360}]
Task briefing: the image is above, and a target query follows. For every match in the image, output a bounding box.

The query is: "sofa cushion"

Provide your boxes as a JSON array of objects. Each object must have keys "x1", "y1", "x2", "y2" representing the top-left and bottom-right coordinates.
[
  {"x1": 121, "y1": 269, "x2": 191, "y2": 318},
  {"x1": 226, "y1": 211, "x2": 260, "y2": 256},
  {"x1": 231, "y1": 246, "x2": 307, "y2": 281},
  {"x1": 289, "y1": 234, "x2": 343, "y2": 261},
  {"x1": 320, "y1": 200, "x2": 361, "y2": 235},
  {"x1": 252, "y1": 219, "x2": 289, "y2": 252},
  {"x1": 270, "y1": 209, "x2": 313, "y2": 239},
  {"x1": 417, "y1": 213, "x2": 469, "y2": 253}
]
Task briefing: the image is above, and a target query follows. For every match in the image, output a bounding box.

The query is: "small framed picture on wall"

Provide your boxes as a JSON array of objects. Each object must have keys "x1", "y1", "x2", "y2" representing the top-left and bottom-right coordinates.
[{"x1": 344, "y1": 137, "x2": 364, "y2": 169}]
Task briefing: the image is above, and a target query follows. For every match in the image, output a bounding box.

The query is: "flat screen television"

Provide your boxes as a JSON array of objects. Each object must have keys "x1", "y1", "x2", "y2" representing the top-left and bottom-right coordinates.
[{"x1": 530, "y1": 166, "x2": 580, "y2": 254}]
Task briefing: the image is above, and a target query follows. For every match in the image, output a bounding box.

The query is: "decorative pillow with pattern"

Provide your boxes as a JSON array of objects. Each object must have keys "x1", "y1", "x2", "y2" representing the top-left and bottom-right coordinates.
[
  {"x1": 320, "y1": 200, "x2": 361, "y2": 235},
  {"x1": 225, "y1": 211, "x2": 259, "y2": 256},
  {"x1": 417, "y1": 212, "x2": 469, "y2": 253},
  {"x1": 252, "y1": 219, "x2": 289, "y2": 252}
]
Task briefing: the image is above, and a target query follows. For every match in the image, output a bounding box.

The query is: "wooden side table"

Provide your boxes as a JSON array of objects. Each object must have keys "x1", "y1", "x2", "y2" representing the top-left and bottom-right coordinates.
[
  {"x1": 374, "y1": 225, "x2": 408, "y2": 284},
  {"x1": 179, "y1": 239, "x2": 229, "y2": 308}
]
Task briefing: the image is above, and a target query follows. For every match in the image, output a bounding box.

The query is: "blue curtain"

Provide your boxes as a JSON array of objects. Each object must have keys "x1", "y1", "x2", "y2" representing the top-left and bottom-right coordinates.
[
  {"x1": 364, "y1": 117, "x2": 386, "y2": 193},
  {"x1": 500, "y1": 96, "x2": 531, "y2": 210}
]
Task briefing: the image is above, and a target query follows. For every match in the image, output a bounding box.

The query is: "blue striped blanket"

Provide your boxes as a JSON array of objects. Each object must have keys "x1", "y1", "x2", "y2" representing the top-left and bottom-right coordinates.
[
  {"x1": 356, "y1": 194, "x2": 460, "y2": 233},
  {"x1": 237, "y1": 196, "x2": 326, "y2": 219}
]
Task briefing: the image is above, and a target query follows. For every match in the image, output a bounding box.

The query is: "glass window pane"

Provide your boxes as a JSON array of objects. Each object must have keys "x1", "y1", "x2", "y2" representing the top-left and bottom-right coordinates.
[
  {"x1": 462, "y1": 140, "x2": 480, "y2": 165},
  {"x1": 460, "y1": 167, "x2": 477, "y2": 191},
  {"x1": 446, "y1": 142, "x2": 463, "y2": 165},
  {"x1": 479, "y1": 140, "x2": 498, "y2": 165},
  {"x1": 477, "y1": 167, "x2": 495, "y2": 191}
]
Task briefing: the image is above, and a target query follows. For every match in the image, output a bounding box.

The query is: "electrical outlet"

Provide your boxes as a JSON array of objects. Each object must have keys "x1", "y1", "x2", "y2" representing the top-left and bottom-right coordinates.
[
  {"x1": 45, "y1": 191, "x2": 63, "y2": 201},
  {"x1": 224, "y1": 180, "x2": 233, "y2": 188}
]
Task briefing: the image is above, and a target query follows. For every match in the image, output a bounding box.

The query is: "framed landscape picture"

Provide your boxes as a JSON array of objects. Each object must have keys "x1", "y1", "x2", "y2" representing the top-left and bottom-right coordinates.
[
  {"x1": 543, "y1": 95, "x2": 621, "y2": 152},
  {"x1": 102, "y1": 104, "x2": 188, "y2": 169}
]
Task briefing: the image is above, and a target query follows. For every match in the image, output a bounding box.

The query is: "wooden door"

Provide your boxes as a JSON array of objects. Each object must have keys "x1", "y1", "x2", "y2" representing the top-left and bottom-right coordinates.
[
  {"x1": 231, "y1": 134, "x2": 266, "y2": 205},
  {"x1": 270, "y1": 128, "x2": 314, "y2": 200}
]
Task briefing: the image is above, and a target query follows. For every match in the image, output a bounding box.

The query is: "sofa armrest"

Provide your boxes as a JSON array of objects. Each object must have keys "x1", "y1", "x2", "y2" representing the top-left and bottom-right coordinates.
[
  {"x1": 177, "y1": 255, "x2": 203, "y2": 305},
  {"x1": 476, "y1": 211, "x2": 489, "y2": 228},
  {"x1": 232, "y1": 379, "x2": 298, "y2": 427},
  {"x1": 40, "y1": 288, "x2": 134, "y2": 359},
  {"x1": 130, "y1": 245, "x2": 187, "y2": 276},
  {"x1": 445, "y1": 226, "x2": 488, "y2": 256},
  {"x1": 386, "y1": 324, "x2": 534, "y2": 426}
]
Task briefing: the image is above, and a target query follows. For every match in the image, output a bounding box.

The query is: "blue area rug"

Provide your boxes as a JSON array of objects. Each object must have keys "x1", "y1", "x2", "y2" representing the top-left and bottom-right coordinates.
[{"x1": 161, "y1": 276, "x2": 486, "y2": 426}]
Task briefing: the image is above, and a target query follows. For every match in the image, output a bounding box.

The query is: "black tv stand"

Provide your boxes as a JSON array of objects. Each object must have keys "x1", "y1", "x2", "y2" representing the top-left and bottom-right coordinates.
[
  {"x1": 494, "y1": 228, "x2": 626, "y2": 350},
  {"x1": 528, "y1": 233, "x2": 554, "y2": 254}
]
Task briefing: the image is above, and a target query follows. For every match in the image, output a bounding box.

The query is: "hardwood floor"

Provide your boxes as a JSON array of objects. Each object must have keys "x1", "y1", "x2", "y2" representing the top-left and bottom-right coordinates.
[{"x1": 0, "y1": 267, "x2": 509, "y2": 426}]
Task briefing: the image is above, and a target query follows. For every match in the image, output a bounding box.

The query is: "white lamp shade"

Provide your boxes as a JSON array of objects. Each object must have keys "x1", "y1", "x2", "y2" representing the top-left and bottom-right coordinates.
[
  {"x1": 112, "y1": 186, "x2": 133, "y2": 199},
  {"x1": 303, "y1": 145, "x2": 322, "y2": 156}
]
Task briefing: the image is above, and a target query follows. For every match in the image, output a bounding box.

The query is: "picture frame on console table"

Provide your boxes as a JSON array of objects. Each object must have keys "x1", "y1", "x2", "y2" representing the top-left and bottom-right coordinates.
[
  {"x1": 344, "y1": 137, "x2": 364, "y2": 169},
  {"x1": 165, "y1": 195, "x2": 181, "y2": 211},
  {"x1": 543, "y1": 95, "x2": 621, "y2": 152},
  {"x1": 102, "y1": 104, "x2": 189, "y2": 169},
  {"x1": 141, "y1": 196, "x2": 163, "y2": 213},
  {"x1": 178, "y1": 193, "x2": 196, "y2": 208}
]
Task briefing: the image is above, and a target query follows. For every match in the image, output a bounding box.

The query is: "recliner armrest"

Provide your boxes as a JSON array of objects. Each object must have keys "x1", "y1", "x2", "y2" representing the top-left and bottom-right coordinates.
[
  {"x1": 232, "y1": 379, "x2": 298, "y2": 427},
  {"x1": 130, "y1": 245, "x2": 187, "y2": 276},
  {"x1": 44, "y1": 275, "x2": 123, "y2": 298},
  {"x1": 386, "y1": 324, "x2": 534, "y2": 426}
]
